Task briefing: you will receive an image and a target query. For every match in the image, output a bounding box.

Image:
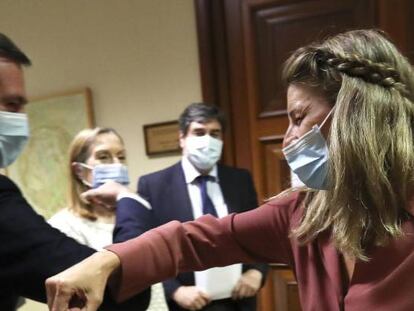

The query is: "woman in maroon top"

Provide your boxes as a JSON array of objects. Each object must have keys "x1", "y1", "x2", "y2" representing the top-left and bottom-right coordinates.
[{"x1": 46, "y1": 29, "x2": 414, "y2": 311}]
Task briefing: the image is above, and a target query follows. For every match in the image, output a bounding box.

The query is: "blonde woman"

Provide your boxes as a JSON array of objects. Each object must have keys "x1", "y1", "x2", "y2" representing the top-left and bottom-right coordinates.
[
  {"x1": 48, "y1": 127, "x2": 168, "y2": 311},
  {"x1": 47, "y1": 29, "x2": 414, "y2": 311}
]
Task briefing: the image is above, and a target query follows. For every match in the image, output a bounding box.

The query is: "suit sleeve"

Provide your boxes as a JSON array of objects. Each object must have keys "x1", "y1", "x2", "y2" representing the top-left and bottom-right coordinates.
[
  {"x1": 114, "y1": 198, "x2": 154, "y2": 243},
  {"x1": 137, "y1": 175, "x2": 149, "y2": 199},
  {"x1": 241, "y1": 170, "x2": 269, "y2": 283},
  {"x1": 0, "y1": 178, "x2": 95, "y2": 301},
  {"x1": 107, "y1": 195, "x2": 297, "y2": 302},
  {"x1": 0, "y1": 176, "x2": 148, "y2": 310},
  {"x1": 162, "y1": 273, "x2": 182, "y2": 299},
  {"x1": 114, "y1": 176, "x2": 156, "y2": 243},
  {"x1": 136, "y1": 176, "x2": 183, "y2": 299},
  {"x1": 112, "y1": 177, "x2": 155, "y2": 306},
  {"x1": 112, "y1": 196, "x2": 152, "y2": 308}
]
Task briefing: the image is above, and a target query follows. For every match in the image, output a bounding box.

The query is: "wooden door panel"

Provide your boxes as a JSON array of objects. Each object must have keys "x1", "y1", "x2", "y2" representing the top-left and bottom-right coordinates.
[
  {"x1": 260, "y1": 138, "x2": 290, "y2": 198},
  {"x1": 251, "y1": 0, "x2": 376, "y2": 116},
  {"x1": 272, "y1": 265, "x2": 301, "y2": 311}
]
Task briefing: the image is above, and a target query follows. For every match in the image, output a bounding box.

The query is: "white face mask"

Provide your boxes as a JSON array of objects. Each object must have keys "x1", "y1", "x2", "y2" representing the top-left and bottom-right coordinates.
[
  {"x1": 290, "y1": 171, "x2": 305, "y2": 188},
  {"x1": 185, "y1": 135, "x2": 223, "y2": 171},
  {"x1": 77, "y1": 163, "x2": 130, "y2": 188},
  {"x1": 0, "y1": 111, "x2": 29, "y2": 168},
  {"x1": 282, "y1": 108, "x2": 334, "y2": 190}
]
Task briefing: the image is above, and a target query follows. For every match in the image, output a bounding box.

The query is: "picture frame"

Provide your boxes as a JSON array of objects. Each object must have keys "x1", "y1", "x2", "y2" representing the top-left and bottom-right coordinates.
[
  {"x1": 143, "y1": 121, "x2": 181, "y2": 156},
  {"x1": 7, "y1": 88, "x2": 94, "y2": 219}
]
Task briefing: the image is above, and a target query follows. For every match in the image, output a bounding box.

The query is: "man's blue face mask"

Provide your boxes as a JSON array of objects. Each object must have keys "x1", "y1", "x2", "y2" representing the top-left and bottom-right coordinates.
[
  {"x1": 0, "y1": 111, "x2": 29, "y2": 168},
  {"x1": 282, "y1": 108, "x2": 334, "y2": 190}
]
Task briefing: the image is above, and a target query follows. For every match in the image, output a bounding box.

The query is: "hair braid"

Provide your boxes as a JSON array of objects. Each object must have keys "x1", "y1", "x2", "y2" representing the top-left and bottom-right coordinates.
[{"x1": 317, "y1": 50, "x2": 410, "y2": 97}]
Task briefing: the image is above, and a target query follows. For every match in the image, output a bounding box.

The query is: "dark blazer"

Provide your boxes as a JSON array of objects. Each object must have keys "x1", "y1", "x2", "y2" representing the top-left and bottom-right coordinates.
[
  {"x1": 0, "y1": 175, "x2": 149, "y2": 311},
  {"x1": 114, "y1": 162, "x2": 268, "y2": 311}
]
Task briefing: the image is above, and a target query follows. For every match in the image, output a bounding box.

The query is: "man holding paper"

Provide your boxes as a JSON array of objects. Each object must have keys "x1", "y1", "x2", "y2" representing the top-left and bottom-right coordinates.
[{"x1": 114, "y1": 103, "x2": 268, "y2": 311}]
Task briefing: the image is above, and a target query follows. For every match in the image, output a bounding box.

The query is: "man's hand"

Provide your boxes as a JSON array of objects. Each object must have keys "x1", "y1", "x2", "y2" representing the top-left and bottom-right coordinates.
[
  {"x1": 172, "y1": 286, "x2": 210, "y2": 311},
  {"x1": 81, "y1": 180, "x2": 131, "y2": 210},
  {"x1": 231, "y1": 269, "x2": 262, "y2": 300},
  {"x1": 45, "y1": 250, "x2": 121, "y2": 311}
]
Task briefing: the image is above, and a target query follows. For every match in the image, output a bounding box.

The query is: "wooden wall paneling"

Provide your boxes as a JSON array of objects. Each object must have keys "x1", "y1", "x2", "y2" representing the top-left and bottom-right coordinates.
[
  {"x1": 194, "y1": 0, "x2": 236, "y2": 166},
  {"x1": 260, "y1": 136, "x2": 290, "y2": 198},
  {"x1": 194, "y1": 0, "x2": 218, "y2": 104},
  {"x1": 240, "y1": 0, "x2": 270, "y2": 202},
  {"x1": 194, "y1": 1, "x2": 400, "y2": 310},
  {"x1": 251, "y1": 0, "x2": 376, "y2": 117},
  {"x1": 193, "y1": 0, "x2": 414, "y2": 198},
  {"x1": 195, "y1": 3, "x2": 282, "y2": 305},
  {"x1": 222, "y1": 0, "x2": 256, "y2": 171},
  {"x1": 257, "y1": 135, "x2": 293, "y2": 311},
  {"x1": 272, "y1": 265, "x2": 301, "y2": 311},
  {"x1": 377, "y1": 0, "x2": 414, "y2": 61}
]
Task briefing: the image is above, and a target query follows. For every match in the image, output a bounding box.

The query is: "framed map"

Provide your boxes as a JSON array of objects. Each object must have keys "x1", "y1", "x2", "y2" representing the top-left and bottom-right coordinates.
[{"x1": 7, "y1": 89, "x2": 94, "y2": 219}]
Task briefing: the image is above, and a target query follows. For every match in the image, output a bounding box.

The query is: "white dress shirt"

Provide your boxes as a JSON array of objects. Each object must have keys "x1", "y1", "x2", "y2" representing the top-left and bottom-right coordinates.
[
  {"x1": 181, "y1": 156, "x2": 228, "y2": 219},
  {"x1": 181, "y1": 157, "x2": 241, "y2": 300}
]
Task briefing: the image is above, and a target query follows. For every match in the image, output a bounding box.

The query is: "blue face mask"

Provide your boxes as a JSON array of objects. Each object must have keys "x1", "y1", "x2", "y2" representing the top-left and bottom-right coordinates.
[
  {"x1": 282, "y1": 109, "x2": 334, "y2": 190},
  {"x1": 78, "y1": 163, "x2": 130, "y2": 188},
  {"x1": 0, "y1": 111, "x2": 29, "y2": 168}
]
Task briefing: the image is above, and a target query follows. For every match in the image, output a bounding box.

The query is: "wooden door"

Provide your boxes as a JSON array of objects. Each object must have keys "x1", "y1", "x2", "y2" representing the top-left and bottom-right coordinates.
[{"x1": 195, "y1": 0, "x2": 414, "y2": 310}]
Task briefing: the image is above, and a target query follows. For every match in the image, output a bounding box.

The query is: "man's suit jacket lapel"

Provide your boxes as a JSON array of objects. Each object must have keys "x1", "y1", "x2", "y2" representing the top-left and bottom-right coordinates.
[
  {"x1": 218, "y1": 165, "x2": 238, "y2": 214},
  {"x1": 169, "y1": 162, "x2": 195, "y2": 221}
]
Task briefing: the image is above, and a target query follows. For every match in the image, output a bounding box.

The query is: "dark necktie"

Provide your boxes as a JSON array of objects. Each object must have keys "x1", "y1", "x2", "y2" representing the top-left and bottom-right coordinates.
[{"x1": 197, "y1": 175, "x2": 218, "y2": 217}]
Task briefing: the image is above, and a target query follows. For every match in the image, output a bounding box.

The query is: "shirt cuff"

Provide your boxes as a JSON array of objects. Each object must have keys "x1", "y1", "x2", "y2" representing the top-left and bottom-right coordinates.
[{"x1": 116, "y1": 192, "x2": 151, "y2": 210}]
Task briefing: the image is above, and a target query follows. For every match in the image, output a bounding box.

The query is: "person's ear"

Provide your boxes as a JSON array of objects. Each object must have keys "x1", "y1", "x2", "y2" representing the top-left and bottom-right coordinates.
[{"x1": 71, "y1": 162, "x2": 84, "y2": 181}]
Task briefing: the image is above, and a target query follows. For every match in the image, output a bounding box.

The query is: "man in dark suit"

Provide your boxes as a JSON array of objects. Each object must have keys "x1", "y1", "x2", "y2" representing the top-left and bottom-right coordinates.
[
  {"x1": 115, "y1": 103, "x2": 268, "y2": 311},
  {"x1": 0, "y1": 33, "x2": 148, "y2": 310}
]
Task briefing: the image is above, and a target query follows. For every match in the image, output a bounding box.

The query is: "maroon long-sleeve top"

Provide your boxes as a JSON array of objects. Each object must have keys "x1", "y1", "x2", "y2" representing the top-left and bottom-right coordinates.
[{"x1": 108, "y1": 192, "x2": 414, "y2": 311}]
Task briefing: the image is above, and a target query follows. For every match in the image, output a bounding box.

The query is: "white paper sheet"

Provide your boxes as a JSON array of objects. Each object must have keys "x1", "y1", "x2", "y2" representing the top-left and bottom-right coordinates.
[{"x1": 195, "y1": 264, "x2": 242, "y2": 300}]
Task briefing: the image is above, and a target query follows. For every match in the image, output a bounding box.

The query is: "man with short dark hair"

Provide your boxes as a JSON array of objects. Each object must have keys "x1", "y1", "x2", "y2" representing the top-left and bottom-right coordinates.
[
  {"x1": 0, "y1": 33, "x2": 148, "y2": 310},
  {"x1": 115, "y1": 103, "x2": 268, "y2": 311}
]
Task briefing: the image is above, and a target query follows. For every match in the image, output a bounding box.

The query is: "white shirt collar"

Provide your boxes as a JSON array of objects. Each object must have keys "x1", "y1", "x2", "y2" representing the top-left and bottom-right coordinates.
[{"x1": 181, "y1": 156, "x2": 218, "y2": 184}]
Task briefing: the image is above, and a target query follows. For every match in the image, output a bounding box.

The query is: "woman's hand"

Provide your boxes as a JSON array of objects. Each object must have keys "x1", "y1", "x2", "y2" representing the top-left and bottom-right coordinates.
[
  {"x1": 81, "y1": 180, "x2": 131, "y2": 210},
  {"x1": 45, "y1": 250, "x2": 121, "y2": 311}
]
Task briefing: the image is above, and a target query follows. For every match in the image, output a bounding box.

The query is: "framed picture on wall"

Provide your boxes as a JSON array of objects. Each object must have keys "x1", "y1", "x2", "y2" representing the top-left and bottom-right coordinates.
[
  {"x1": 143, "y1": 121, "x2": 181, "y2": 156},
  {"x1": 7, "y1": 88, "x2": 94, "y2": 219}
]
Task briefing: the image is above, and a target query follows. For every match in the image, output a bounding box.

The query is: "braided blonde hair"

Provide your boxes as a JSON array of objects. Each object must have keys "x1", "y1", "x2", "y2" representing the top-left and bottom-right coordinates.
[{"x1": 283, "y1": 29, "x2": 414, "y2": 260}]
